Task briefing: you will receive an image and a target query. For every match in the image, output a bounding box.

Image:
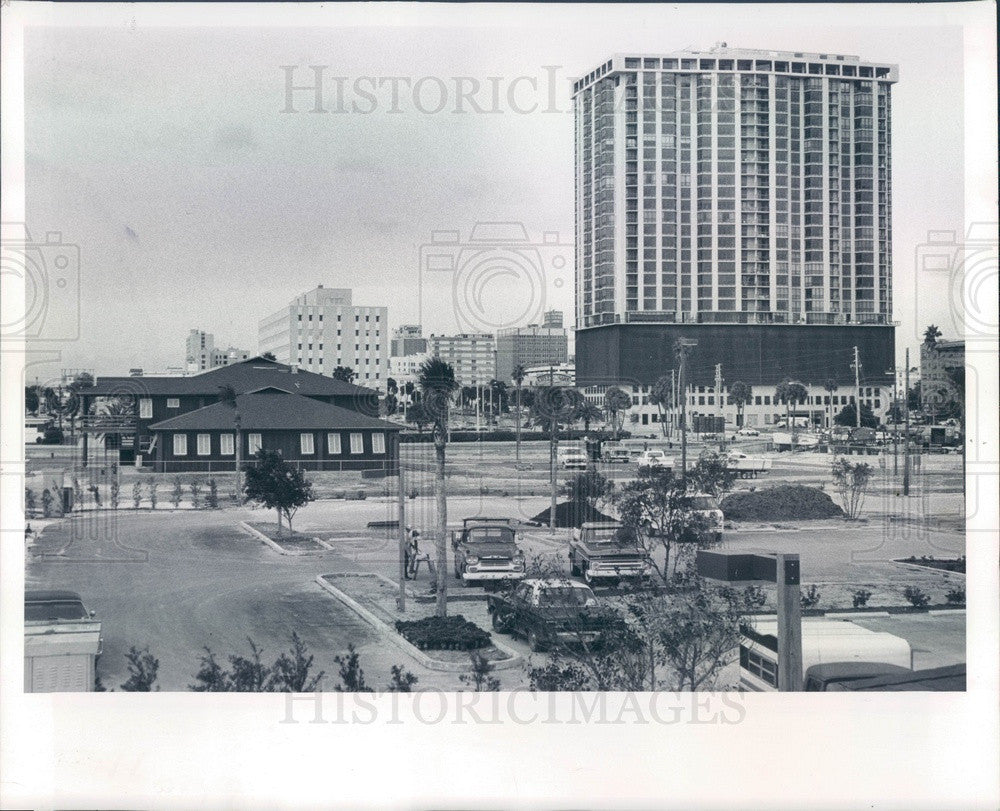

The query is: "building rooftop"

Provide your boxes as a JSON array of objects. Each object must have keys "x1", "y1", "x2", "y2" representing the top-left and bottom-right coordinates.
[{"x1": 148, "y1": 387, "x2": 400, "y2": 432}]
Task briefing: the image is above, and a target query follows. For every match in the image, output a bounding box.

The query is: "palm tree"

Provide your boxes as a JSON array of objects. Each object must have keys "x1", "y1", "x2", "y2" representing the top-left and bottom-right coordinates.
[
  {"x1": 774, "y1": 378, "x2": 808, "y2": 443},
  {"x1": 823, "y1": 378, "x2": 839, "y2": 430},
  {"x1": 417, "y1": 357, "x2": 458, "y2": 617},
  {"x1": 729, "y1": 381, "x2": 752, "y2": 429},
  {"x1": 512, "y1": 364, "x2": 526, "y2": 462},
  {"x1": 650, "y1": 375, "x2": 672, "y2": 436},
  {"x1": 218, "y1": 385, "x2": 243, "y2": 504},
  {"x1": 575, "y1": 398, "x2": 603, "y2": 432},
  {"x1": 923, "y1": 324, "x2": 942, "y2": 347},
  {"x1": 530, "y1": 386, "x2": 581, "y2": 531},
  {"x1": 604, "y1": 387, "x2": 632, "y2": 441}
]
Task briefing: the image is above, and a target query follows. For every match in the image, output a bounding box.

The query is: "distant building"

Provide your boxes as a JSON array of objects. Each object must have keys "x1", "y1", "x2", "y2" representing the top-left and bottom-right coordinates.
[
  {"x1": 185, "y1": 330, "x2": 252, "y2": 373},
  {"x1": 427, "y1": 334, "x2": 495, "y2": 386},
  {"x1": 258, "y1": 285, "x2": 389, "y2": 389},
  {"x1": 521, "y1": 362, "x2": 575, "y2": 387},
  {"x1": 920, "y1": 339, "x2": 964, "y2": 412},
  {"x1": 542, "y1": 309, "x2": 564, "y2": 328},
  {"x1": 388, "y1": 353, "x2": 429, "y2": 387},
  {"x1": 495, "y1": 323, "x2": 569, "y2": 383},
  {"x1": 390, "y1": 325, "x2": 428, "y2": 357}
]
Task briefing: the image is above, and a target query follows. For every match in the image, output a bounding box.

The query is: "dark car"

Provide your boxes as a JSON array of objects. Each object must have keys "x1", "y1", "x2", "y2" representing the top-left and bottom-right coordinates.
[
  {"x1": 487, "y1": 578, "x2": 616, "y2": 652},
  {"x1": 451, "y1": 518, "x2": 526, "y2": 586}
]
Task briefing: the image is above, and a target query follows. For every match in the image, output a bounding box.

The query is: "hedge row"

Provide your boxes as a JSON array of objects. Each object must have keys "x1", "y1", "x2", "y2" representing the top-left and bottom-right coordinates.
[
  {"x1": 399, "y1": 429, "x2": 630, "y2": 444},
  {"x1": 395, "y1": 615, "x2": 492, "y2": 651}
]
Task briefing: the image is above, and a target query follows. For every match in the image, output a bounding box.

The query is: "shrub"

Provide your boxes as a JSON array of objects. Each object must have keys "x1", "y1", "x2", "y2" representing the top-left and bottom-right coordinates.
[
  {"x1": 800, "y1": 584, "x2": 821, "y2": 609},
  {"x1": 148, "y1": 482, "x2": 159, "y2": 509},
  {"x1": 395, "y1": 615, "x2": 491, "y2": 651},
  {"x1": 831, "y1": 458, "x2": 875, "y2": 519},
  {"x1": 88, "y1": 484, "x2": 102, "y2": 508},
  {"x1": 120, "y1": 646, "x2": 160, "y2": 691},
  {"x1": 945, "y1": 588, "x2": 965, "y2": 605},
  {"x1": 132, "y1": 482, "x2": 142, "y2": 509},
  {"x1": 170, "y1": 477, "x2": 183, "y2": 508},
  {"x1": 459, "y1": 651, "x2": 501, "y2": 691},
  {"x1": 387, "y1": 665, "x2": 418, "y2": 692},
  {"x1": 903, "y1": 586, "x2": 930, "y2": 608},
  {"x1": 189, "y1": 481, "x2": 202, "y2": 509},
  {"x1": 206, "y1": 479, "x2": 219, "y2": 509},
  {"x1": 110, "y1": 481, "x2": 120, "y2": 510},
  {"x1": 742, "y1": 585, "x2": 767, "y2": 609},
  {"x1": 25, "y1": 487, "x2": 36, "y2": 516},
  {"x1": 852, "y1": 588, "x2": 873, "y2": 608},
  {"x1": 41, "y1": 488, "x2": 54, "y2": 517},
  {"x1": 720, "y1": 485, "x2": 845, "y2": 522},
  {"x1": 42, "y1": 425, "x2": 64, "y2": 444}
]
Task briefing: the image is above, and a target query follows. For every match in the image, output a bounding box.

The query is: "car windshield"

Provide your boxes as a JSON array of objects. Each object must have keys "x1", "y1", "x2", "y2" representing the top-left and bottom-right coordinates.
[
  {"x1": 689, "y1": 496, "x2": 718, "y2": 510},
  {"x1": 25, "y1": 599, "x2": 88, "y2": 621},
  {"x1": 538, "y1": 586, "x2": 595, "y2": 608},
  {"x1": 645, "y1": 451, "x2": 663, "y2": 458},
  {"x1": 465, "y1": 527, "x2": 514, "y2": 543},
  {"x1": 586, "y1": 527, "x2": 636, "y2": 545}
]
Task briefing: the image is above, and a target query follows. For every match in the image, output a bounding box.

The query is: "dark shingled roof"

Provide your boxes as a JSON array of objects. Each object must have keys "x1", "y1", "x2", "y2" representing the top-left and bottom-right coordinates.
[
  {"x1": 83, "y1": 357, "x2": 377, "y2": 400},
  {"x1": 148, "y1": 388, "x2": 400, "y2": 432}
]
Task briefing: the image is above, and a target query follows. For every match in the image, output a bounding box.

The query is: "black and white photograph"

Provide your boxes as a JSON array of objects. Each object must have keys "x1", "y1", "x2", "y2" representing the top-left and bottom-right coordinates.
[{"x1": 1, "y1": 1, "x2": 997, "y2": 807}]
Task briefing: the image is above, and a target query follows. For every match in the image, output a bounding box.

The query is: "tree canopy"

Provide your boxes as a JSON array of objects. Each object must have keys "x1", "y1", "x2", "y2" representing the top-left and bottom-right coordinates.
[{"x1": 242, "y1": 449, "x2": 314, "y2": 532}]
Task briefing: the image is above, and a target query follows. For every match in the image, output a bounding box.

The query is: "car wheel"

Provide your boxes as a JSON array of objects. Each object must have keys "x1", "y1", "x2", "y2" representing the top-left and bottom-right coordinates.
[{"x1": 528, "y1": 628, "x2": 546, "y2": 653}]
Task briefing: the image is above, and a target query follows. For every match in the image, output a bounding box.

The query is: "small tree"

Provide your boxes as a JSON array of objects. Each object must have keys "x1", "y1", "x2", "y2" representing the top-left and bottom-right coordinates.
[
  {"x1": 109, "y1": 480, "x2": 120, "y2": 510},
  {"x1": 170, "y1": 477, "x2": 183, "y2": 508},
  {"x1": 189, "y1": 480, "x2": 202, "y2": 509},
  {"x1": 650, "y1": 375, "x2": 672, "y2": 436},
  {"x1": 834, "y1": 402, "x2": 878, "y2": 429},
  {"x1": 148, "y1": 482, "x2": 159, "y2": 510},
  {"x1": 242, "y1": 449, "x2": 314, "y2": 534},
  {"x1": 903, "y1": 586, "x2": 930, "y2": 608},
  {"x1": 88, "y1": 484, "x2": 102, "y2": 508},
  {"x1": 831, "y1": 458, "x2": 874, "y2": 519},
  {"x1": 25, "y1": 487, "x2": 36, "y2": 517},
  {"x1": 268, "y1": 632, "x2": 325, "y2": 692},
  {"x1": 562, "y1": 468, "x2": 613, "y2": 512},
  {"x1": 41, "y1": 489, "x2": 54, "y2": 517},
  {"x1": 774, "y1": 378, "x2": 809, "y2": 440},
  {"x1": 729, "y1": 381, "x2": 752, "y2": 429},
  {"x1": 801, "y1": 584, "x2": 822, "y2": 608},
  {"x1": 132, "y1": 482, "x2": 142, "y2": 509},
  {"x1": 206, "y1": 479, "x2": 219, "y2": 509},
  {"x1": 406, "y1": 401, "x2": 430, "y2": 435},
  {"x1": 852, "y1": 588, "x2": 872, "y2": 608},
  {"x1": 332, "y1": 366, "x2": 356, "y2": 383},
  {"x1": 459, "y1": 651, "x2": 501, "y2": 691},
  {"x1": 120, "y1": 646, "x2": 160, "y2": 691},
  {"x1": 387, "y1": 665, "x2": 419, "y2": 692},
  {"x1": 332, "y1": 645, "x2": 372, "y2": 692},
  {"x1": 688, "y1": 450, "x2": 735, "y2": 497},
  {"x1": 604, "y1": 387, "x2": 632, "y2": 441}
]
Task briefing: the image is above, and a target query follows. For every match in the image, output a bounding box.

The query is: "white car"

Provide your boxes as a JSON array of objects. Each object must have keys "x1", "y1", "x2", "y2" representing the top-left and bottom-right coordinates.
[
  {"x1": 635, "y1": 449, "x2": 674, "y2": 470},
  {"x1": 558, "y1": 448, "x2": 588, "y2": 470},
  {"x1": 735, "y1": 427, "x2": 760, "y2": 438}
]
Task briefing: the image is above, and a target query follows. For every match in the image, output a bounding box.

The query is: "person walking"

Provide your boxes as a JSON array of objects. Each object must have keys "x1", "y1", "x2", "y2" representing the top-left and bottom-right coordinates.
[{"x1": 404, "y1": 525, "x2": 420, "y2": 579}]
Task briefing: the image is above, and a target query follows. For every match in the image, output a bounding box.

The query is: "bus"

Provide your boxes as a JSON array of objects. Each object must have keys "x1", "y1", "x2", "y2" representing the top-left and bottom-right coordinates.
[{"x1": 739, "y1": 617, "x2": 913, "y2": 692}]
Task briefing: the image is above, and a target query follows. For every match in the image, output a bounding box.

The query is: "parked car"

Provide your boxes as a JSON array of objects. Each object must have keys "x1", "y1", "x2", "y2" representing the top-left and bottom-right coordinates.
[
  {"x1": 451, "y1": 518, "x2": 526, "y2": 586},
  {"x1": 487, "y1": 578, "x2": 616, "y2": 652},
  {"x1": 557, "y1": 447, "x2": 588, "y2": 470},
  {"x1": 725, "y1": 451, "x2": 772, "y2": 478},
  {"x1": 734, "y1": 427, "x2": 760, "y2": 438},
  {"x1": 24, "y1": 590, "x2": 103, "y2": 693},
  {"x1": 601, "y1": 443, "x2": 633, "y2": 463},
  {"x1": 635, "y1": 449, "x2": 674, "y2": 470},
  {"x1": 685, "y1": 493, "x2": 724, "y2": 543},
  {"x1": 569, "y1": 522, "x2": 651, "y2": 584}
]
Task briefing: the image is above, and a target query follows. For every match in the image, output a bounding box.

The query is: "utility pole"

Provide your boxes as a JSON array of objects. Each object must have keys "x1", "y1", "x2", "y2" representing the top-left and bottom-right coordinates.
[
  {"x1": 675, "y1": 339, "x2": 697, "y2": 480},
  {"x1": 670, "y1": 369, "x2": 677, "y2": 440},
  {"x1": 396, "y1": 448, "x2": 406, "y2": 612},
  {"x1": 715, "y1": 363, "x2": 725, "y2": 452},
  {"x1": 852, "y1": 346, "x2": 862, "y2": 429},
  {"x1": 903, "y1": 348, "x2": 911, "y2": 496},
  {"x1": 886, "y1": 367, "x2": 899, "y2": 475}
]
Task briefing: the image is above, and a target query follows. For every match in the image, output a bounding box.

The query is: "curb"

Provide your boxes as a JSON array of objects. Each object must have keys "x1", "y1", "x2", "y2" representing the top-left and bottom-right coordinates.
[
  {"x1": 315, "y1": 572, "x2": 523, "y2": 673},
  {"x1": 892, "y1": 560, "x2": 966, "y2": 578},
  {"x1": 239, "y1": 521, "x2": 324, "y2": 556}
]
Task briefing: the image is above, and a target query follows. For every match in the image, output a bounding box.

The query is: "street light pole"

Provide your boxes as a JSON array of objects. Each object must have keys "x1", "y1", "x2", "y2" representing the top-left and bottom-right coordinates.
[
  {"x1": 903, "y1": 348, "x2": 911, "y2": 496},
  {"x1": 675, "y1": 339, "x2": 697, "y2": 480}
]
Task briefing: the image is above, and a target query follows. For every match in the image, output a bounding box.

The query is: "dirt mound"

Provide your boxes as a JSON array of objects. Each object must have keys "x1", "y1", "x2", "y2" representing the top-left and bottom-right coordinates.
[
  {"x1": 530, "y1": 500, "x2": 615, "y2": 528},
  {"x1": 721, "y1": 485, "x2": 844, "y2": 522}
]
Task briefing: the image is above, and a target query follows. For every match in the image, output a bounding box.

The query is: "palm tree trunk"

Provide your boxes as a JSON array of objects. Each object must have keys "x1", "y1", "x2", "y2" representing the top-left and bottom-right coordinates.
[
  {"x1": 434, "y1": 436, "x2": 448, "y2": 617},
  {"x1": 515, "y1": 382, "x2": 522, "y2": 463}
]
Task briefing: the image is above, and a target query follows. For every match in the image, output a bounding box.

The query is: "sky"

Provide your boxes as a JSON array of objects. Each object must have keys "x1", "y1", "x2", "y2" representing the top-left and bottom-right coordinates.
[{"x1": 20, "y1": 5, "x2": 976, "y2": 382}]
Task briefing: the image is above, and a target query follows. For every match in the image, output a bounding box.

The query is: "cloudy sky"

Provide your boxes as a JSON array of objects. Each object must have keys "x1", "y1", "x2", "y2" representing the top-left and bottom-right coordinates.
[{"x1": 21, "y1": 5, "x2": 976, "y2": 380}]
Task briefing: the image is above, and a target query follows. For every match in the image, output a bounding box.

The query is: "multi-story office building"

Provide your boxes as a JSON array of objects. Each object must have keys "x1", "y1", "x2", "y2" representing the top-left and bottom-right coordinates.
[
  {"x1": 427, "y1": 334, "x2": 496, "y2": 386},
  {"x1": 573, "y1": 46, "x2": 898, "y2": 395},
  {"x1": 920, "y1": 339, "x2": 963, "y2": 413},
  {"x1": 495, "y1": 323, "x2": 570, "y2": 383},
  {"x1": 185, "y1": 329, "x2": 252, "y2": 373},
  {"x1": 258, "y1": 285, "x2": 389, "y2": 388},
  {"x1": 390, "y1": 325, "x2": 428, "y2": 357},
  {"x1": 542, "y1": 309, "x2": 565, "y2": 328}
]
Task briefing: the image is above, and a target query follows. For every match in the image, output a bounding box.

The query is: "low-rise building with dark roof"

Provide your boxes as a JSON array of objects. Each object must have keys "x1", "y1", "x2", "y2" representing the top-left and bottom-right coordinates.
[
  {"x1": 147, "y1": 388, "x2": 399, "y2": 472},
  {"x1": 78, "y1": 357, "x2": 380, "y2": 466}
]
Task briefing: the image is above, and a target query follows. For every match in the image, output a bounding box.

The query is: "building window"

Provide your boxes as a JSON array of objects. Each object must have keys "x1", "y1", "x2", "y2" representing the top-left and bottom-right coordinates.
[
  {"x1": 220, "y1": 434, "x2": 235, "y2": 455},
  {"x1": 167, "y1": 398, "x2": 180, "y2": 409},
  {"x1": 139, "y1": 398, "x2": 153, "y2": 419},
  {"x1": 248, "y1": 433, "x2": 262, "y2": 454},
  {"x1": 173, "y1": 434, "x2": 188, "y2": 456},
  {"x1": 196, "y1": 434, "x2": 211, "y2": 456},
  {"x1": 372, "y1": 433, "x2": 386, "y2": 453},
  {"x1": 300, "y1": 433, "x2": 315, "y2": 455},
  {"x1": 327, "y1": 433, "x2": 342, "y2": 454},
  {"x1": 350, "y1": 433, "x2": 364, "y2": 454}
]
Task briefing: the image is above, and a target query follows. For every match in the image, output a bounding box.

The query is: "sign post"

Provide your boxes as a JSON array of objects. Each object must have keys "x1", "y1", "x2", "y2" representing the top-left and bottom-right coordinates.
[{"x1": 697, "y1": 549, "x2": 804, "y2": 692}]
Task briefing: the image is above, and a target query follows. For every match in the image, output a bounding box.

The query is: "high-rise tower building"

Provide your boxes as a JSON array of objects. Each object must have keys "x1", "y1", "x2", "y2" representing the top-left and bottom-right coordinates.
[{"x1": 573, "y1": 46, "x2": 898, "y2": 389}]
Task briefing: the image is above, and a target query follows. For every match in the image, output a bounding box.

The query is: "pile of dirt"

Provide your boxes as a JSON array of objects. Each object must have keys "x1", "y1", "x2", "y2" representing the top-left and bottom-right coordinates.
[
  {"x1": 721, "y1": 485, "x2": 845, "y2": 522},
  {"x1": 530, "y1": 500, "x2": 615, "y2": 528}
]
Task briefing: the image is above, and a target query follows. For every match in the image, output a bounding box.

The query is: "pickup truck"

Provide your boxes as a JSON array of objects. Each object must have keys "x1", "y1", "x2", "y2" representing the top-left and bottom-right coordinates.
[
  {"x1": 635, "y1": 449, "x2": 674, "y2": 470},
  {"x1": 24, "y1": 590, "x2": 103, "y2": 692},
  {"x1": 487, "y1": 578, "x2": 616, "y2": 652},
  {"x1": 557, "y1": 447, "x2": 588, "y2": 470},
  {"x1": 569, "y1": 521, "x2": 650, "y2": 584},
  {"x1": 725, "y1": 451, "x2": 772, "y2": 478},
  {"x1": 451, "y1": 517, "x2": 526, "y2": 586}
]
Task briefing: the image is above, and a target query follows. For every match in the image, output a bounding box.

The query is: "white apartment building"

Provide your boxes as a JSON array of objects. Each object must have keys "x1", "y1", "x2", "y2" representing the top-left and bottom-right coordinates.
[
  {"x1": 427, "y1": 334, "x2": 496, "y2": 386},
  {"x1": 185, "y1": 330, "x2": 251, "y2": 373},
  {"x1": 258, "y1": 285, "x2": 389, "y2": 388}
]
